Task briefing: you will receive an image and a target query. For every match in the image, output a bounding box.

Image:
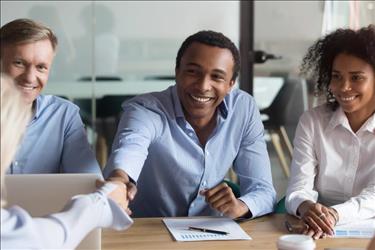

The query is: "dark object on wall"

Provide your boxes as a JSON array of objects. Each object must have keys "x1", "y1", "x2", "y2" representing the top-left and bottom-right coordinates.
[
  {"x1": 254, "y1": 50, "x2": 282, "y2": 64},
  {"x1": 78, "y1": 76, "x2": 122, "y2": 81}
]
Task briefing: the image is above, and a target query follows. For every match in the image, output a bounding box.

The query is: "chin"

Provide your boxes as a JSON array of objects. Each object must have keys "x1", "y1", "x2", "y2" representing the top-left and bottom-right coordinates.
[{"x1": 21, "y1": 94, "x2": 37, "y2": 104}]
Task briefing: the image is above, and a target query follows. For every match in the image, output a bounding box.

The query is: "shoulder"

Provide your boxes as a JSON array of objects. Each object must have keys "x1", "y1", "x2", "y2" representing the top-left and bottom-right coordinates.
[
  {"x1": 299, "y1": 104, "x2": 332, "y2": 127},
  {"x1": 122, "y1": 87, "x2": 174, "y2": 117},
  {"x1": 36, "y1": 95, "x2": 80, "y2": 120},
  {"x1": 38, "y1": 95, "x2": 79, "y2": 112},
  {"x1": 227, "y1": 88, "x2": 254, "y2": 103},
  {"x1": 226, "y1": 88, "x2": 256, "y2": 112}
]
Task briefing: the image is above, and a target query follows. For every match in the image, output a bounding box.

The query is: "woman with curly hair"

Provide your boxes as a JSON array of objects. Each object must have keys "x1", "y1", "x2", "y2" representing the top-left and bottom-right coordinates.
[{"x1": 285, "y1": 24, "x2": 375, "y2": 240}]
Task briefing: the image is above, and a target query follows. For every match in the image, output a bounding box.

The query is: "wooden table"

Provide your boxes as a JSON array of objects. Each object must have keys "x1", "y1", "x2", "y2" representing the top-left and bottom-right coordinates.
[{"x1": 102, "y1": 214, "x2": 370, "y2": 250}]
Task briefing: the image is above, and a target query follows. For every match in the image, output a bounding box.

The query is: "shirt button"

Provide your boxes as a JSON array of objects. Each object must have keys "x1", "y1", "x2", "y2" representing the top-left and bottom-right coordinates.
[
  {"x1": 206, "y1": 151, "x2": 210, "y2": 156},
  {"x1": 191, "y1": 203, "x2": 195, "y2": 208},
  {"x1": 188, "y1": 132, "x2": 194, "y2": 137},
  {"x1": 202, "y1": 180, "x2": 207, "y2": 186},
  {"x1": 14, "y1": 161, "x2": 19, "y2": 166}
]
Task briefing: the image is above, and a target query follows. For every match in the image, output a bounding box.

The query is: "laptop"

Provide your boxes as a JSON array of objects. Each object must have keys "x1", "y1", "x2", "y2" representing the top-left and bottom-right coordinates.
[{"x1": 4, "y1": 173, "x2": 102, "y2": 250}]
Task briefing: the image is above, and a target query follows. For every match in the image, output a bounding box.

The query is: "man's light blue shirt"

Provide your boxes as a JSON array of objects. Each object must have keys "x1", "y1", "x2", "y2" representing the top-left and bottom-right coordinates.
[
  {"x1": 104, "y1": 85, "x2": 276, "y2": 217},
  {"x1": 8, "y1": 95, "x2": 101, "y2": 174}
]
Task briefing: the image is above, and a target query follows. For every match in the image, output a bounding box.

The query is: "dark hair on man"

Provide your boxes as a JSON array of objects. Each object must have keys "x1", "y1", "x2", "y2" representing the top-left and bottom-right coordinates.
[
  {"x1": 1, "y1": 18, "x2": 58, "y2": 51},
  {"x1": 175, "y1": 30, "x2": 240, "y2": 81},
  {"x1": 300, "y1": 24, "x2": 375, "y2": 110}
]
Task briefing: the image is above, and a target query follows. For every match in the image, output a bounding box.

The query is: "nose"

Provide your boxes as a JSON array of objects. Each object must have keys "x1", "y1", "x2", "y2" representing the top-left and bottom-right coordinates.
[
  {"x1": 336, "y1": 78, "x2": 352, "y2": 92},
  {"x1": 23, "y1": 66, "x2": 37, "y2": 84},
  {"x1": 196, "y1": 75, "x2": 212, "y2": 92}
]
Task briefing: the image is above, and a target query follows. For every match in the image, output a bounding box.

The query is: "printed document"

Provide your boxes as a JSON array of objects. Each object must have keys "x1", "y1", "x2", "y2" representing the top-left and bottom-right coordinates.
[
  {"x1": 163, "y1": 217, "x2": 251, "y2": 242},
  {"x1": 334, "y1": 219, "x2": 375, "y2": 238}
]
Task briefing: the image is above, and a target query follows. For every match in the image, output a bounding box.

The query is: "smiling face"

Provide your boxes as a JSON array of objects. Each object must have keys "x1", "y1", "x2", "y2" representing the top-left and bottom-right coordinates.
[
  {"x1": 1, "y1": 39, "x2": 55, "y2": 104},
  {"x1": 329, "y1": 53, "x2": 375, "y2": 120},
  {"x1": 175, "y1": 42, "x2": 235, "y2": 127}
]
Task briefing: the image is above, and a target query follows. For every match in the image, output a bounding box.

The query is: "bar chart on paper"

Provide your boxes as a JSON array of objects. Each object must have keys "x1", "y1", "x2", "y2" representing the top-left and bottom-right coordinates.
[
  {"x1": 334, "y1": 219, "x2": 375, "y2": 238},
  {"x1": 162, "y1": 217, "x2": 251, "y2": 242}
]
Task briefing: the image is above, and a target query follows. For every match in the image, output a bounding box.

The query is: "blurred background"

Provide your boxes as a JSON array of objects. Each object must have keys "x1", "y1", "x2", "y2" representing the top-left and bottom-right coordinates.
[{"x1": 1, "y1": 0, "x2": 374, "y2": 200}]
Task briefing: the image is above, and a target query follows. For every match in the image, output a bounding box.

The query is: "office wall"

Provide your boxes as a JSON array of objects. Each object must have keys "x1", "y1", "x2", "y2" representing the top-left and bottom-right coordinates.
[
  {"x1": 1, "y1": 1, "x2": 240, "y2": 81},
  {"x1": 254, "y1": 1, "x2": 323, "y2": 76}
]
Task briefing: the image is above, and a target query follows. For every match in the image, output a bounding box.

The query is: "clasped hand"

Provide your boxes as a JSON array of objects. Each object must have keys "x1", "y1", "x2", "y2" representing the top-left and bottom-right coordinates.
[
  {"x1": 297, "y1": 201, "x2": 338, "y2": 239},
  {"x1": 200, "y1": 182, "x2": 249, "y2": 219},
  {"x1": 101, "y1": 169, "x2": 138, "y2": 216}
]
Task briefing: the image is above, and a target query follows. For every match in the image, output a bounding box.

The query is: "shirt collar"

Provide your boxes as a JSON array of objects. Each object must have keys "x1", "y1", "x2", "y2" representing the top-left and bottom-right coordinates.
[
  {"x1": 326, "y1": 106, "x2": 375, "y2": 134},
  {"x1": 32, "y1": 95, "x2": 43, "y2": 120},
  {"x1": 171, "y1": 85, "x2": 185, "y2": 119},
  {"x1": 171, "y1": 85, "x2": 229, "y2": 121},
  {"x1": 362, "y1": 112, "x2": 375, "y2": 134}
]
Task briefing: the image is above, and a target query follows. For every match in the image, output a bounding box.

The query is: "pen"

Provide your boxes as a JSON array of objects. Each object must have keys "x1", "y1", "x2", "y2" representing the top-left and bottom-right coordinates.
[{"x1": 188, "y1": 226, "x2": 229, "y2": 235}]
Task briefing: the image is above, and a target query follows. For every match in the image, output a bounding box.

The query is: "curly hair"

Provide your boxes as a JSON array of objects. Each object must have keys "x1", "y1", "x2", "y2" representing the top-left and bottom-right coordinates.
[
  {"x1": 300, "y1": 24, "x2": 375, "y2": 110},
  {"x1": 175, "y1": 30, "x2": 240, "y2": 82}
]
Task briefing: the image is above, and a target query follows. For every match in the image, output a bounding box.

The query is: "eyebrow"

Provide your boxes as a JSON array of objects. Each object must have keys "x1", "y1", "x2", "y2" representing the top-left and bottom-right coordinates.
[
  {"x1": 186, "y1": 63, "x2": 227, "y2": 75},
  {"x1": 332, "y1": 70, "x2": 365, "y2": 74}
]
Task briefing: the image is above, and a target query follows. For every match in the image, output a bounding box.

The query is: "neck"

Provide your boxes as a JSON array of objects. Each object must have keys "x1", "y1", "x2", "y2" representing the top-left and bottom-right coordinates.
[
  {"x1": 187, "y1": 112, "x2": 217, "y2": 147},
  {"x1": 345, "y1": 108, "x2": 375, "y2": 133}
]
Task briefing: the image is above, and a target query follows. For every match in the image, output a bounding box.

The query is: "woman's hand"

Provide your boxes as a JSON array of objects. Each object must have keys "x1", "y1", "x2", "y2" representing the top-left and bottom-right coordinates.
[
  {"x1": 297, "y1": 201, "x2": 338, "y2": 239},
  {"x1": 96, "y1": 179, "x2": 132, "y2": 215}
]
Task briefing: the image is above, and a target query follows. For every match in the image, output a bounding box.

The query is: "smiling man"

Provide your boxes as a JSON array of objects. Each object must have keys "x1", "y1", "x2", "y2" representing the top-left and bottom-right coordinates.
[
  {"x1": 104, "y1": 30, "x2": 276, "y2": 218},
  {"x1": 0, "y1": 18, "x2": 100, "y2": 175}
]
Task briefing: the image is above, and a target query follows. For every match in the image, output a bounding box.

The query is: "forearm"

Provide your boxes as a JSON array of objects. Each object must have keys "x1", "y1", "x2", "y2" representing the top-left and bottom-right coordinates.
[
  {"x1": 50, "y1": 192, "x2": 132, "y2": 249},
  {"x1": 239, "y1": 182, "x2": 276, "y2": 218},
  {"x1": 331, "y1": 186, "x2": 375, "y2": 225}
]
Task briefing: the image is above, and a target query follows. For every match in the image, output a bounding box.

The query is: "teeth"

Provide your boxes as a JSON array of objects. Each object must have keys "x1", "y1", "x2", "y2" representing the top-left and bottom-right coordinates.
[
  {"x1": 190, "y1": 94, "x2": 211, "y2": 103},
  {"x1": 19, "y1": 85, "x2": 36, "y2": 91},
  {"x1": 341, "y1": 96, "x2": 356, "y2": 101}
]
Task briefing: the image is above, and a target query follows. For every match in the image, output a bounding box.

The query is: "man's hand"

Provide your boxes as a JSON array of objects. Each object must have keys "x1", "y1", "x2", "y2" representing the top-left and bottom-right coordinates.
[
  {"x1": 297, "y1": 201, "x2": 337, "y2": 239},
  {"x1": 96, "y1": 179, "x2": 132, "y2": 215},
  {"x1": 107, "y1": 169, "x2": 137, "y2": 204},
  {"x1": 200, "y1": 182, "x2": 249, "y2": 219}
]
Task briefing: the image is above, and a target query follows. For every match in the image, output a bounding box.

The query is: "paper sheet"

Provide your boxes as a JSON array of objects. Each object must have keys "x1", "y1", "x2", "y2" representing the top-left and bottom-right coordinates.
[
  {"x1": 334, "y1": 219, "x2": 375, "y2": 238},
  {"x1": 163, "y1": 217, "x2": 252, "y2": 242}
]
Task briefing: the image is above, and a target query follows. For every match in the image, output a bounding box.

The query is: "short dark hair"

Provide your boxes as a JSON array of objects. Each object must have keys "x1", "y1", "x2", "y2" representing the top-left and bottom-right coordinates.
[
  {"x1": 1, "y1": 18, "x2": 58, "y2": 51},
  {"x1": 175, "y1": 30, "x2": 240, "y2": 81},
  {"x1": 300, "y1": 24, "x2": 375, "y2": 110}
]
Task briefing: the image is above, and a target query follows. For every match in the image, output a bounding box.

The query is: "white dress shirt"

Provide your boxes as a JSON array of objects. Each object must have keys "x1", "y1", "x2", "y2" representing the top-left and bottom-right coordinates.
[
  {"x1": 1, "y1": 183, "x2": 133, "y2": 249},
  {"x1": 286, "y1": 104, "x2": 375, "y2": 225}
]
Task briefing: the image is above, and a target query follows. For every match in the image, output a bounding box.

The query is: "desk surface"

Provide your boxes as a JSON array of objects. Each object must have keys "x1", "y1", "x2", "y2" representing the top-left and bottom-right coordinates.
[{"x1": 102, "y1": 214, "x2": 370, "y2": 250}]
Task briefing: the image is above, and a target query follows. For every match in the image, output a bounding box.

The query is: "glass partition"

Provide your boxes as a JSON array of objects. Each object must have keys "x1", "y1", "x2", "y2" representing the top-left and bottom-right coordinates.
[{"x1": 1, "y1": 0, "x2": 240, "y2": 166}]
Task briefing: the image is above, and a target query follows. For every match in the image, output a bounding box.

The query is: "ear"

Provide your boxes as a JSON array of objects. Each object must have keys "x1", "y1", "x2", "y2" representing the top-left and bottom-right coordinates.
[{"x1": 228, "y1": 79, "x2": 235, "y2": 92}]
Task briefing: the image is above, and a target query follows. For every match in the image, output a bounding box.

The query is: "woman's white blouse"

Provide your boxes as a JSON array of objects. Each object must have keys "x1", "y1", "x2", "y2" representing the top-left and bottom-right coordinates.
[
  {"x1": 286, "y1": 105, "x2": 375, "y2": 225},
  {"x1": 1, "y1": 183, "x2": 133, "y2": 249}
]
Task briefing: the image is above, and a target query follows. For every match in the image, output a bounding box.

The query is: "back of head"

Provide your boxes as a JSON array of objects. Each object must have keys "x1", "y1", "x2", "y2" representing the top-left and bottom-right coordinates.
[
  {"x1": 0, "y1": 18, "x2": 58, "y2": 51},
  {"x1": 300, "y1": 24, "x2": 375, "y2": 110},
  {"x1": 1, "y1": 75, "x2": 31, "y2": 207},
  {"x1": 175, "y1": 30, "x2": 240, "y2": 81}
]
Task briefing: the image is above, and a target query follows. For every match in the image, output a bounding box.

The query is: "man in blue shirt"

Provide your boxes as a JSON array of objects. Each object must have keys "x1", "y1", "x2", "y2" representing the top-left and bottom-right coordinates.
[
  {"x1": 104, "y1": 30, "x2": 276, "y2": 218},
  {"x1": 0, "y1": 18, "x2": 100, "y2": 174}
]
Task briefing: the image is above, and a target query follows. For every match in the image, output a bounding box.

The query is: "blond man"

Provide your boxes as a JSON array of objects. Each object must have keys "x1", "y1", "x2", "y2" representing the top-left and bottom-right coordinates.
[{"x1": 1, "y1": 18, "x2": 100, "y2": 174}]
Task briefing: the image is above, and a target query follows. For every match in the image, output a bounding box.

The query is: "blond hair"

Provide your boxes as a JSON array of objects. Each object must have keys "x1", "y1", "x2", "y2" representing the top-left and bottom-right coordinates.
[
  {"x1": 0, "y1": 75, "x2": 31, "y2": 207},
  {"x1": 0, "y1": 18, "x2": 58, "y2": 51}
]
